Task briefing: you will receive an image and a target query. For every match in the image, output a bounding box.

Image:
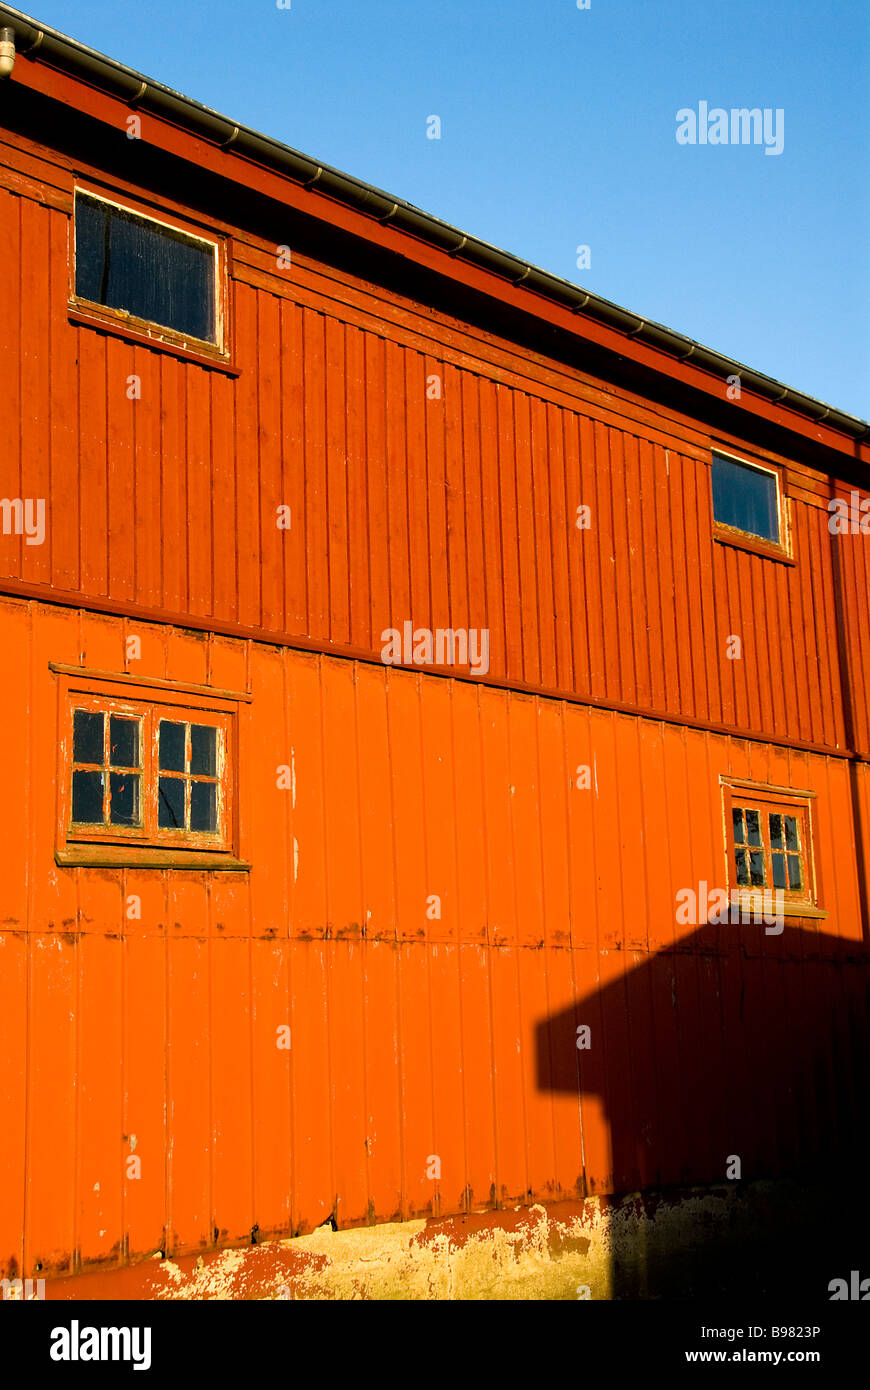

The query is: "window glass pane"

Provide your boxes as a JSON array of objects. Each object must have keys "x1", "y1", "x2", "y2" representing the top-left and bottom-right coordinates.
[
  {"x1": 745, "y1": 809, "x2": 762, "y2": 846},
  {"x1": 74, "y1": 710, "x2": 104, "y2": 765},
  {"x1": 75, "y1": 194, "x2": 216, "y2": 343},
  {"x1": 110, "y1": 772, "x2": 140, "y2": 826},
  {"x1": 110, "y1": 716, "x2": 139, "y2": 768},
  {"x1": 771, "y1": 852, "x2": 786, "y2": 889},
  {"x1": 735, "y1": 847, "x2": 749, "y2": 886},
  {"x1": 158, "y1": 776, "x2": 186, "y2": 828},
  {"x1": 190, "y1": 724, "x2": 217, "y2": 777},
  {"x1": 784, "y1": 816, "x2": 799, "y2": 852},
  {"x1": 787, "y1": 855, "x2": 802, "y2": 890},
  {"x1": 711, "y1": 455, "x2": 779, "y2": 543},
  {"x1": 769, "y1": 813, "x2": 783, "y2": 850},
  {"x1": 159, "y1": 721, "x2": 187, "y2": 772},
  {"x1": 73, "y1": 194, "x2": 108, "y2": 310},
  {"x1": 190, "y1": 781, "x2": 217, "y2": 833},
  {"x1": 72, "y1": 769, "x2": 104, "y2": 823},
  {"x1": 749, "y1": 851, "x2": 765, "y2": 886},
  {"x1": 732, "y1": 808, "x2": 745, "y2": 844}
]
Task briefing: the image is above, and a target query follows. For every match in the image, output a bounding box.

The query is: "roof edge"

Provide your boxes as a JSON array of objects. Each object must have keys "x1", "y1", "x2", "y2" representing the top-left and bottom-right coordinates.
[{"x1": 1, "y1": 3, "x2": 867, "y2": 443}]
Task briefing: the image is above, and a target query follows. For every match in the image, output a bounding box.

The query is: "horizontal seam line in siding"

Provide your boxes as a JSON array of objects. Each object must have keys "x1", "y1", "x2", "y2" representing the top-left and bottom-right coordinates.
[{"x1": 0, "y1": 579, "x2": 861, "y2": 763}]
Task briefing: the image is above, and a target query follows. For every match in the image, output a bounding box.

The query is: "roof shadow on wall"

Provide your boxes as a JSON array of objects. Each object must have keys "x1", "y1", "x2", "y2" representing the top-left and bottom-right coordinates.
[{"x1": 536, "y1": 920, "x2": 870, "y2": 1300}]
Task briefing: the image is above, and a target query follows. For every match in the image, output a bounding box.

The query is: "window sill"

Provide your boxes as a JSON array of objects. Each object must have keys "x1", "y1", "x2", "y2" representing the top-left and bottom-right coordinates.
[
  {"x1": 68, "y1": 305, "x2": 240, "y2": 376},
  {"x1": 713, "y1": 523, "x2": 794, "y2": 565},
  {"x1": 730, "y1": 891, "x2": 826, "y2": 920},
  {"x1": 56, "y1": 846, "x2": 250, "y2": 870}
]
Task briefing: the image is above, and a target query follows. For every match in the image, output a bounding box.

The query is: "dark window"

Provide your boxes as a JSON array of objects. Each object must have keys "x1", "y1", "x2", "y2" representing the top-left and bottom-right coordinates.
[
  {"x1": 159, "y1": 721, "x2": 186, "y2": 772},
  {"x1": 73, "y1": 709, "x2": 104, "y2": 764},
  {"x1": 75, "y1": 192, "x2": 216, "y2": 343},
  {"x1": 769, "y1": 813, "x2": 803, "y2": 891},
  {"x1": 157, "y1": 720, "x2": 221, "y2": 834},
  {"x1": 191, "y1": 725, "x2": 217, "y2": 776},
  {"x1": 110, "y1": 714, "x2": 139, "y2": 769},
  {"x1": 72, "y1": 770, "x2": 104, "y2": 824},
  {"x1": 191, "y1": 782, "x2": 218, "y2": 833},
  {"x1": 158, "y1": 777, "x2": 186, "y2": 829},
  {"x1": 731, "y1": 798, "x2": 811, "y2": 902},
  {"x1": 60, "y1": 683, "x2": 238, "y2": 865},
  {"x1": 711, "y1": 454, "x2": 780, "y2": 543},
  {"x1": 70, "y1": 707, "x2": 142, "y2": 827}
]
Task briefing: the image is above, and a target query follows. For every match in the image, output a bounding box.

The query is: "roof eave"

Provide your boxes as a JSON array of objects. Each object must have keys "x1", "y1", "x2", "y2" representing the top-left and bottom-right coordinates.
[{"x1": 0, "y1": 2, "x2": 867, "y2": 448}]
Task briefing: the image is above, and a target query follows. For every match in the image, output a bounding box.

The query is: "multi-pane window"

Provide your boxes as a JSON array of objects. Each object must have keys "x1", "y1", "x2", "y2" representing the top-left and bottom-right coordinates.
[
  {"x1": 732, "y1": 806, "x2": 766, "y2": 887},
  {"x1": 768, "y1": 812, "x2": 804, "y2": 891},
  {"x1": 61, "y1": 688, "x2": 235, "y2": 859},
  {"x1": 158, "y1": 720, "x2": 220, "y2": 834},
  {"x1": 724, "y1": 783, "x2": 817, "y2": 910},
  {"x1": 71, "y1": 710, "x2": 142, "y2": 828},
  {"x1": 73, "y1": 190, "x2": 221, "y2": 347},
  {"x1": 711, "y1": 453, "x2": 783, "y2": 547},
  {"x1": 732, "y1": 806, "x2": 804, "y2": 892}
]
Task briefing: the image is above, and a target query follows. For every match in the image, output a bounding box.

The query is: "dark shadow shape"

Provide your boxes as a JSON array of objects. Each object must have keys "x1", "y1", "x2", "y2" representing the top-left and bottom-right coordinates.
[{"x1": 536, "y1": 920, "x2": 870, "y2": 1299}]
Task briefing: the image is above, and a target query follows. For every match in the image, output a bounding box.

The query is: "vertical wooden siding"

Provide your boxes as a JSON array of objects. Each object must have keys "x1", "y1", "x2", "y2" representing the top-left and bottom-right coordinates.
[
  {"x1": 0, "y1": 596, "x2": 867, "y2": 1278},
  {"x1": 0, "y1": 182, "x2": 855, "y2": 753}
]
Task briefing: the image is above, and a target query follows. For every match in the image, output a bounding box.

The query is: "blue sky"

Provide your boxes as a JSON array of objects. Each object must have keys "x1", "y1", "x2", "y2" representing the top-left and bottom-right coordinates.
[{"x1": 27, "y1": 0, "x2": 870, "y2": 417}]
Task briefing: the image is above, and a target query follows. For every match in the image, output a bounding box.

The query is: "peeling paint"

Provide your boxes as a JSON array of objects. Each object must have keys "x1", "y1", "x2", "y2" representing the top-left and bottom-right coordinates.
[{"x1": 41, "y1": 1183, "x2": 831, "y2": 1301}]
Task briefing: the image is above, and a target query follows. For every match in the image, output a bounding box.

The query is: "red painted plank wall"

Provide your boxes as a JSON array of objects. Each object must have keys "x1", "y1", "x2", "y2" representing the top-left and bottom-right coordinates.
[
  {"x1": 0, "y1": 595, "x2": 867, "y2": 1279},
  {"x1": 0, "y1": 155, "x2": 862, "y2": 756}
]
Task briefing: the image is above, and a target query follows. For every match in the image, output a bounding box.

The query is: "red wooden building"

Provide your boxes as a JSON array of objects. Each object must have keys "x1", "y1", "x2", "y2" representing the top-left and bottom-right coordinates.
[{"x1": 1, "y1": 6, "x2": 868, "y2": 1298}]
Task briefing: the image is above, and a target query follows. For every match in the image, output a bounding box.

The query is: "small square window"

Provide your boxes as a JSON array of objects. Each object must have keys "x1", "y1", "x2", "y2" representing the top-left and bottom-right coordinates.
[
  {"x1": 722, "y1": 781, "x2": 819, "y2": 915},
  {"x1": 156, "y1": 720, "x2": 222, "y2": 834},
  {"x1": 711, "y1": 453, "x2": 782, "y2": 546},
  {"x1": 56, "y1": 673, "x2": 244, "y2": 868},
  {"x1": 70, "y1": 707, "x2": 143, "y2": 829},
  {"x1": 73, "y1": 190, "x2": 220, "y2": 348}
]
